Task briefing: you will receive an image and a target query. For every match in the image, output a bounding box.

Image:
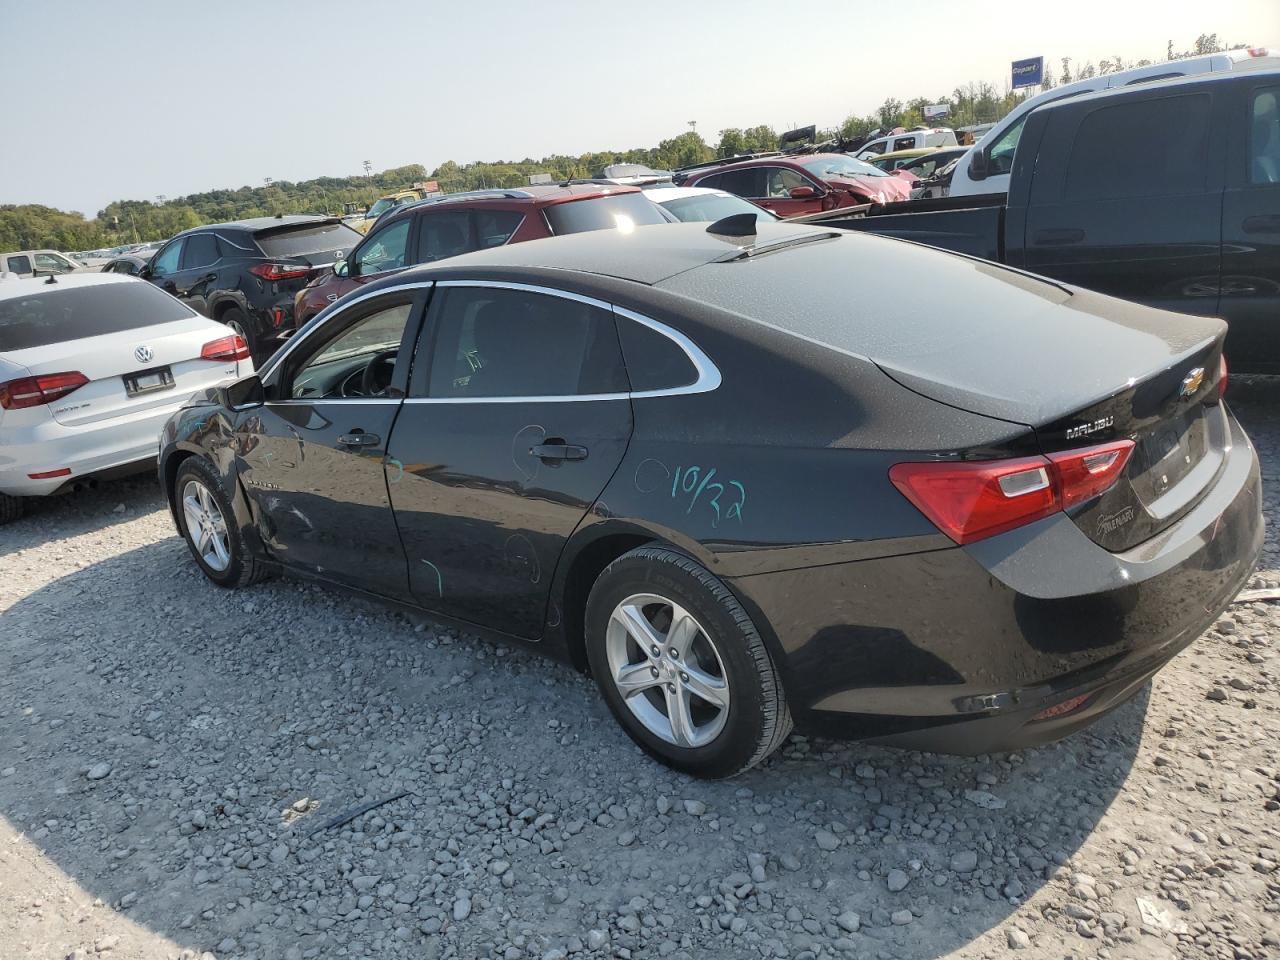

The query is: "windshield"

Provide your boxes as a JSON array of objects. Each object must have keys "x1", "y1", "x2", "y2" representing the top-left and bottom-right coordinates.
[
  {"x1": 366, "y1": 198, "x2": 396, "y2": 219},
  {"x1": 544, "y1": 192, "x2": 671, "y2": 234},
  {"x1": 801, "y1": 156, "x2": 889, "y2": 179},
  {"x1": 660, "y1": 193, "x2": 778, "y2": 224},
  {"x1": 0, "y1": 281, "x2": 194, "y2": 351}
]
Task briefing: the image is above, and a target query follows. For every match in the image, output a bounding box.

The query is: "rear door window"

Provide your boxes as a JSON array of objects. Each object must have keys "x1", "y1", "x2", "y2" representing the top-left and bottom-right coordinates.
[
  {"x1": 712, "y1": 167, "x2": 766, "y2": 198},
  {"x1": 1064, "y1": 93, "x2": 1212, "y2": 200},
  {"x1": 473, "y1": 210, "x2": 524, "y2": 249},
  {"x1": 419, "y1": 287, "x2": 627, "y2": 398},
  {"x1": 1251, "y1": 86, "x2": 1280, "y2": 184},
  {"x1": 0, "y1": 282, "x2": 195, "y2": 351},
  {"x1": 416, "y1": 211, "x2": 475, "y2": 262},
  {"x1": 6, "y1": 255, "x2": 32, "y2": 275},
  {"x1": 893, "y1": 136, "x2": 917, "y2": 151},
  {"x1": 616, "y1": 317, "x2": 697, "y2": 392},
  {"x1": 180, "y1": 233, "x2": 220, "y2": 269},
  {"x1": 256, "y1": 221, "x2": 362, "y2": 258}
]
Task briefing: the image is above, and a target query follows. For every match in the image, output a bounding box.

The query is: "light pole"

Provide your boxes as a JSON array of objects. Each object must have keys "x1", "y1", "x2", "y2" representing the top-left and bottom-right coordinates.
[{"x1": 363, "y1": 160, "x2": 372, "y2": 177}]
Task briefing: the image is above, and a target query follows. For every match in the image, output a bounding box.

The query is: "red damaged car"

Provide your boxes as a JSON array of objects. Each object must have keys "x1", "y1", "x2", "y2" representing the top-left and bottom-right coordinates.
[{"x1": 678, "y1": 152, "x2": 911, "y2": 217}]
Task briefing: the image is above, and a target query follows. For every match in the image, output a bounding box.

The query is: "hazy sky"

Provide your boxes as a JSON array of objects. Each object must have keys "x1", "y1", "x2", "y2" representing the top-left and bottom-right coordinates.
[{"x1": 3, "y1": 1, "x2": 1275, "y2": 216}]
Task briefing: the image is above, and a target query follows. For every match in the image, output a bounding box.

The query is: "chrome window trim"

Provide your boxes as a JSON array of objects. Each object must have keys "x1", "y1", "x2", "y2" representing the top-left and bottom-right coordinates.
[
  {"x1": 267, "y1": 398, "x2": 404, "y2": 406},
  {"x1": 257, "y1": 281, "x2": 435, "y2": 380},
  {"x1": 417, "y1": 279, "x2": 720, "y2": 403},
  {"x1": 259, "y1": 277, "x2": 721, "y2": 405}
]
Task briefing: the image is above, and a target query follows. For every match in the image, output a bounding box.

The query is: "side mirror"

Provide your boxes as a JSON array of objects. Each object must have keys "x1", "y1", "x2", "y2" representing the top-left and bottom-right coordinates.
[
  {"x1": 333, "y1": 259, "x2": 349, "y2": 278},
  {"x1": 789, "y1": 186, "x2": 819, "y2": 200},
  {"x1": 217, "y1": 374, "x2": 265, "y2": 411},
  {"x1": 968, "y1": 149, "x2": 988, "y2": 181},
  {"x1": 139, "y1": 265, "x2": 153, "y2": 280}
]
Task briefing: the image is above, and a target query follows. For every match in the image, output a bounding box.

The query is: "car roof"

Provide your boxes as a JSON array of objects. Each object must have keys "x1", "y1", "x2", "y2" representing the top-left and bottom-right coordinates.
[
  {"x1": 1037, "y1": 63, "x2": 1279, "y2": 112},
  {"x1": 176, "y1": 214, "x2": 335, "y2": 236},
  {"x1": 875, "y1": 148, "x2": 937, "y2": 160},
  {"x1": 0, "y1": 271, "x2": 138, "y2": 302},
  {"x1": 3, "y1": 249, "x2": 67, "y2": 257}
]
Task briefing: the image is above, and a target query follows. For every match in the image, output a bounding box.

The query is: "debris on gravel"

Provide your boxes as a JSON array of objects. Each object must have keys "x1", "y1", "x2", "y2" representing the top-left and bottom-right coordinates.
[{"x1": 1, "y1": 379, "x2": 1278, "y2": 959}]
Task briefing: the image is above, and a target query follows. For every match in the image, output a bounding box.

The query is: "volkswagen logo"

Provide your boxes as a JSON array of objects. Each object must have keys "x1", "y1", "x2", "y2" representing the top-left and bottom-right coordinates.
[
  {"x1": 1179, "y1": 366, "x2": 1205, "y2": 398},
  {"x1": 134, "y1": 345, "x2": 154, "y2": 364}
]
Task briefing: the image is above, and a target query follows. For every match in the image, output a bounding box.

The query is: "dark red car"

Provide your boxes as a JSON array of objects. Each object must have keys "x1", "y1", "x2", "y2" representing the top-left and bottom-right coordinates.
[
  {"x1": 678, "y1": 152, "x2": 911, "y2": 217},
  {"x1": 295, "y1": 185, "x2": 672, "y2": 324}
]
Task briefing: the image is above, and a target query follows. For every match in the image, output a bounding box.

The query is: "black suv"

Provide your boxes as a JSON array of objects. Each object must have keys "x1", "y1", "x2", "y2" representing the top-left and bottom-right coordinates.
[{"x1": 142, "y1": 216, "x2": 363, "y2": 362}]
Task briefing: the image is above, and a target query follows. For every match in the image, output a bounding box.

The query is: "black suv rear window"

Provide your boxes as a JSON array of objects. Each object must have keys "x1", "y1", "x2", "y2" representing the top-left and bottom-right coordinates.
[
  {"x1": 256, "y1": 222, "x2": 363, "y2": 258},
  {"x1": 544, "y1": 193, "x2": 670, "y2": 235},
  {"x1": 0, "y1": 282, "x2": 195, "y2": 351}
]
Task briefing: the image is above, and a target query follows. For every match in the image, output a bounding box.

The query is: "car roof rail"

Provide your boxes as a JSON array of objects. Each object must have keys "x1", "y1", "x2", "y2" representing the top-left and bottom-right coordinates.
[{"x1": 398, "y1": 189, "x2": 540, "y2": 213}]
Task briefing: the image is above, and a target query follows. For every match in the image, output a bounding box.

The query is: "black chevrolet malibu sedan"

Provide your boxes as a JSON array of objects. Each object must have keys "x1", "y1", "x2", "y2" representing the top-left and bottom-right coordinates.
[{"x1": 159, "y1": 220, "x2": 1263, "y2": 778}]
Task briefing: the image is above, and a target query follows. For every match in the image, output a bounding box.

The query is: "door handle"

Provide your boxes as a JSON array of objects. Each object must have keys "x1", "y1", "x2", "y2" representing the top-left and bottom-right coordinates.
[
  {"x1": 530, "y1": 442, "x2": 588, "y2": 462},
  {"x1": 338, "y1": 431, "x2": 380, "y2": 447},
  {"x1": 1033, "y1": 227, "x2": 1085, "y2": 246},
  {"x1": 1243, "y1": 214, "x2": 1280, "y2": 234}
]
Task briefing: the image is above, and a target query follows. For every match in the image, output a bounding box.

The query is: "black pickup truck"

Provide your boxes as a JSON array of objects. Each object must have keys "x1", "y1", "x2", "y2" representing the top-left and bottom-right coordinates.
[{"x1": 821, "y1": 68, "x2": 1280, "y2": 373}]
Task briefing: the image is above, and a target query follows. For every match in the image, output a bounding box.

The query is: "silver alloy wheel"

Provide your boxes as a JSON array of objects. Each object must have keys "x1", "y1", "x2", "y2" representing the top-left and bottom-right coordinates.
[
  {"x1": 182, "y1": 479, "x2": 231, "y2": 572},
  {"x1": 604, "y1": 593, "x2": 731, "y2": 748},
  {"x1": 226, "y1": 318, "x2": 248, "y2": 342}
]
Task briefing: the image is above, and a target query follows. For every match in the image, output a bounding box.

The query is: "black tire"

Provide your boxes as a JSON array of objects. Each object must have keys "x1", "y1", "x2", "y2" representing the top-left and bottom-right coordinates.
[
  {"x1": 0, "y1": 492, "x2": 24, "y2": 525},
  {"x1": 173, "y1": 457, "x2": 270, "y2": 589},
  {"x1": 585, "y1": 546, "x2": 793, "y2": 778}
]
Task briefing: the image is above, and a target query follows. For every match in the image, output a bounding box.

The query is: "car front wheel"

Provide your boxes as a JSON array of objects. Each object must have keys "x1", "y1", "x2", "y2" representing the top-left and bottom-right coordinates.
[
  {"x1": 174, "y1": 457, "x2": 269, "y2": 588},
  {"x1": 585, "y1": 546, "x2": 792, "y2": 778}
]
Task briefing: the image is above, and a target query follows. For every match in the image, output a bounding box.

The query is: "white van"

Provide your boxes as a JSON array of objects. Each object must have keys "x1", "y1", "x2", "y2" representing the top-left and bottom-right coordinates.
[
  {"x1": 856, "y1": 127, "x2": 957, "y2": 159},
  {"x1": 950, "y1": 47, "x2": 1278, "y2": 197}
]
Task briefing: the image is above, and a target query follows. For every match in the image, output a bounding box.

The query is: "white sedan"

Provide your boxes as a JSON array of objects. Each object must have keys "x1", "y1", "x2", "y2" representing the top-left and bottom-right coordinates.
[
  {"x1": 644, "y1": 186, "x2": 779, "y2": 223},
  {"x1": 0, "y1": 273, "x2": 253, "y2": 522}
]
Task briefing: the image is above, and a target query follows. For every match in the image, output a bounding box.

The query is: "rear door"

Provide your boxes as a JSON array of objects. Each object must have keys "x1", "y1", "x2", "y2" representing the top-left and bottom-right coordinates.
[
  {"x1": 387, "y1": 281, "x2": 633, "y2": 638},
  {"x1": 1221, "y1": 80, "x2": 1280, "y2": 372},
  {"x1": 1020, "y1": 89, "x2": 1226, "y2": 314},
  {"x1": 236, "y1": 290, "x2": 421, "y2": 596}
]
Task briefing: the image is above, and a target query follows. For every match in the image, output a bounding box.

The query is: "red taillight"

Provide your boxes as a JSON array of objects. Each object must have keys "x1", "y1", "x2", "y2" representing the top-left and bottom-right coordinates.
[
  {"x1": 1248, "y1": 47, "x2": 1270, "y2": 58},
  {"x1": 0, "y1": 371, "x2": 89, "y2": 410},
  {"x1": 271, "y1": 307, "x2": 284, "y2": 328},
  {"x1": 249, "y1": 263, "x2": 311, "y2": 281},
  {"x1": 201, "y1": 335, "x2": 251, "y2": 362},
  {"x1": 28, "y1": 468, "x2": 72, "y2": 480},
  {"x1": 1218, "y1": 354, "x2": 1228, "y2": 400},
  {"x1": 890, "y1": 439, "x2": 1135, "y2": 545},
  {"x1": 1047, "y1": 441, "x2": 1134, "y2": 509}
]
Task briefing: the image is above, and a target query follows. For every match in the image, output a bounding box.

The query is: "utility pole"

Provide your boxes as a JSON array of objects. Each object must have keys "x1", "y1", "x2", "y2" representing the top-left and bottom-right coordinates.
[
  {"x1": 687, "y1": 120, "x2": 697, "y2": 133},
  {"x1": 363, "y1": 160, "x2": 372, "y2": 178}
]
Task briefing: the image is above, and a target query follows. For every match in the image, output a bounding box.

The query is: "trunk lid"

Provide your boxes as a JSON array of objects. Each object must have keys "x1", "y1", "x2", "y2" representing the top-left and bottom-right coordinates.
[
  {"x1": 3, "y1": 315, "x2": 245, "y2": 427},
  {"x1": 873, "y1": 287, "x2": 1228, "y2": 552}
]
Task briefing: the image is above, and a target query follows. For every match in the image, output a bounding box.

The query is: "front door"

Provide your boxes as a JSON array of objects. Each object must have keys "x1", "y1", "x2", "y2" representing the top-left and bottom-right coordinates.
[
  {"x1": 174, "y1": 232, "x2": 221, "y2": 316},
  {"x1": 1221, "y1": 81, "x2": 1280, "y2": 373},
  {"x1": 387, "y1": 282, "x2": 633, "y2": 639},
  {"x1": 236, "y1": 290, "x2": 422, "y2": 596},
  {"x1": 755, "y1": 166, "x2": 825, "y2": 217},
  {"x1": 146, "y1": 238, "x2": 185, "y2": 297}
]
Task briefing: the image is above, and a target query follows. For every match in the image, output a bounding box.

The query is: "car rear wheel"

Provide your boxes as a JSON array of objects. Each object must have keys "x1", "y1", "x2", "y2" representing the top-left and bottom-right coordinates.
[
  {"x1": 174, "y1": 457, "x2": 269, "y2": 588},
  {"x1": 220, "y1": 306, "x2": 255, "y2": 360},
  {"x1": 0, "y1": 492, "x2": 24, "y2": 525},
  {"x1": 585, "y1": 546, "x2": 792, "y2": 778}
]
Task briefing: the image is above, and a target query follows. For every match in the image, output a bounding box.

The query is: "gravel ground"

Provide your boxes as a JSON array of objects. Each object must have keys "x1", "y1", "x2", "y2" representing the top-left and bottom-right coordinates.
[{"x1": 2, "y1": 380, "x2": 1278, "y2": 960}]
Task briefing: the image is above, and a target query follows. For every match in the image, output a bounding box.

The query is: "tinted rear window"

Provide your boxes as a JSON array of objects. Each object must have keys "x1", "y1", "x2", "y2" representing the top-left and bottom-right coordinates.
[
  {"x1": 256, "y1": 222, "x2": 363, "y2": 258},
  {"x1": 0, "y1": 282, "x2": 195, "y2": 351},
  {"x1": 661, "y1": 193, "x2": 777, "y2": 223},
  {"x1": 544, "y1": 193, "x2": 670, "y2": 235},
  {"x1": 1064, "y1": 93, "x2": 1212, "y2": 201}
]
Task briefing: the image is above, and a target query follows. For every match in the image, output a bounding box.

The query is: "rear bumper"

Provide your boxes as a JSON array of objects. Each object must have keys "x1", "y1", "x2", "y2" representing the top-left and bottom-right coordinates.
[
  {"x1": 733, "y1": 414, "x2": 1264, "y2": 753},
  {"x1": 1, "y1": 398, "x2": 197, "y2": 497}
]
